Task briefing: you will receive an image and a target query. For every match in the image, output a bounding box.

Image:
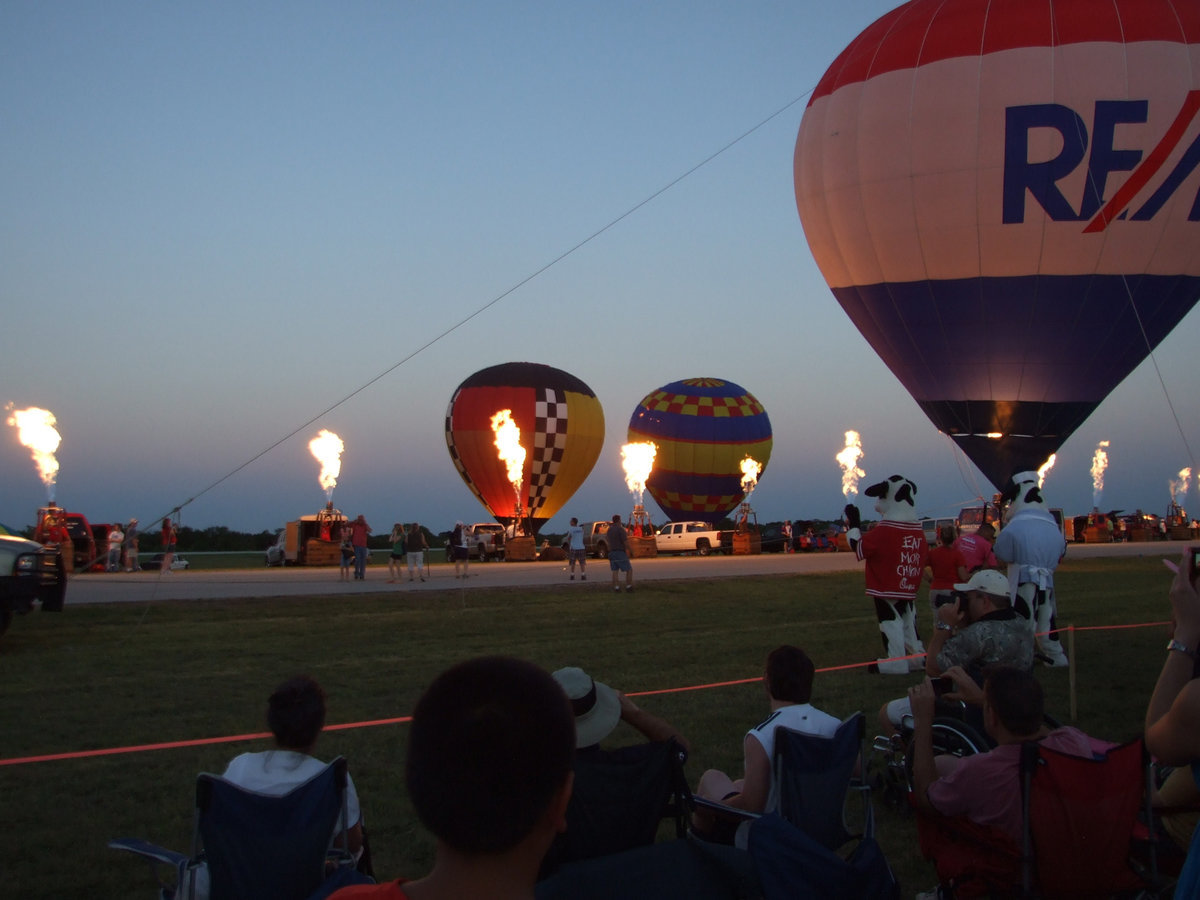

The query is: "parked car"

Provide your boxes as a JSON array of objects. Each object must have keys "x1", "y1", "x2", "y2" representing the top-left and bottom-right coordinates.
[
  {"x1": 142, "y1": 553, "x2": 190, "y2": 571},
  {"x1": 265, "y1": 530, "x2": 286, "y2": 566},
  {"x1": 0, "y1": 535, "x2": 67, "y2": 638}
]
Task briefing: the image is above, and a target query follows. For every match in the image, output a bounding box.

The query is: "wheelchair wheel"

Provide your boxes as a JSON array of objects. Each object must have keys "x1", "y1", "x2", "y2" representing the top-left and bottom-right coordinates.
[{"x1": 901, "y1": 716, "x2": 991, "y2": 793}]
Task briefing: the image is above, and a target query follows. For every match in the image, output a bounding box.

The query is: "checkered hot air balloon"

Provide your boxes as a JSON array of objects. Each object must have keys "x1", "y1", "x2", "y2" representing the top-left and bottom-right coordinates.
[
  {"x1": 627, "y1": 378, "x2": 773, "y2": 524},
  {"x1": 445, "y1": 362, "x2": 605, "y2": 535}
]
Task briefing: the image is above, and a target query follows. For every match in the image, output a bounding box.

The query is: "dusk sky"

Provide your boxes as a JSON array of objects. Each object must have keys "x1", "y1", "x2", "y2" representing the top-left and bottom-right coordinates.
[{"x1": 3, "y1": 1, "x2": 1198, "y2": 536}]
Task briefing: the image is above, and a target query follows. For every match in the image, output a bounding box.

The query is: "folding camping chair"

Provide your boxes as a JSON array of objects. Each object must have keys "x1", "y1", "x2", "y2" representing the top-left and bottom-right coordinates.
[
  {"x1": 693, "y1": 711, "x2": 872, "y2": 851},
  {"x1": 915, "y1": 737, "x2": 1166, "y2": 899},
  {"x1": 1019, "y1": 736, "x2": 1165, "y2": 898},
  {"x1": 539, "y1": 738, "x2": 692, "y2": 877},
  {"x1": 109, "y1": 756, "x2": 370, "y2": 899}
]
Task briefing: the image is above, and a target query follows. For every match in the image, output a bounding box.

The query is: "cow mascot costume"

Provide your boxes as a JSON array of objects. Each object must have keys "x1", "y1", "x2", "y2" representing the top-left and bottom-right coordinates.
[
  {"x1": 852, "y1": 475, "x2": 930, "y2": 674},
  {"x1": 993, "y1": 470, "x2": 1069, "y2": 667}
]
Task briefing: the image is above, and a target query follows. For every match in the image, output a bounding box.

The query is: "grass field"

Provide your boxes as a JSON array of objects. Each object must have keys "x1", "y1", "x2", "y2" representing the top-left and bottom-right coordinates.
[{"x1": 0, "y1": 555, "x2": 1178, "y2": 898}]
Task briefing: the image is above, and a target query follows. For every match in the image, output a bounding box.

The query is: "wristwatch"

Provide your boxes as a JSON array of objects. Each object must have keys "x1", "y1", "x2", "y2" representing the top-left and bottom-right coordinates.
[
  {"x1": 1166, "y1": 639, "x2": 1196, "y2": 658},
  {"x1": 935, "y1": 622, "x2": 953, "y2": 632}
]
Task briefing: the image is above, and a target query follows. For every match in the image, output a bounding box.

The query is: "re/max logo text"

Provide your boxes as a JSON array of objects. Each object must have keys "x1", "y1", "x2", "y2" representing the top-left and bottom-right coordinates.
[{"x1": 1003, "y1": 91, "x2": 1200, "y2": 231}]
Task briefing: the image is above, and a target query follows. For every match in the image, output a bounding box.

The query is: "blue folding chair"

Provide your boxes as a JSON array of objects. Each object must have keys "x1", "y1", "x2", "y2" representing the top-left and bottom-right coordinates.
[{"x1": 110, "y1": 756, "x2": 371, "y2": 899}]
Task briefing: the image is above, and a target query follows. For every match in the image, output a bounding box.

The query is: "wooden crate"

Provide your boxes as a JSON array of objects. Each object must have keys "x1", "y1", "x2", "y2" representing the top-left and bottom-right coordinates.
[
  {"x1": 505, "y1": 536, "x2": 537, "y2": 561},
  {"x1": 732, "y1": 532, "x2": 762, "y2": 555},
  {"x1": 305, "y1": 539, "x2": 343, "y2": 566},
  {"x1": 628, "y1": 536, "x2": 658, "y2": 558}
]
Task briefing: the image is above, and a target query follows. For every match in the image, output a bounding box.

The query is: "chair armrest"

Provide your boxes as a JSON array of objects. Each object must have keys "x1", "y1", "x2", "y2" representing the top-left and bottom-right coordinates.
[
  {"x1": 108, "y1": 837, "x2": 190, "y2": 868},
  {"x1": 690, "y1": 795, "x2": 762, "y2": 821}
]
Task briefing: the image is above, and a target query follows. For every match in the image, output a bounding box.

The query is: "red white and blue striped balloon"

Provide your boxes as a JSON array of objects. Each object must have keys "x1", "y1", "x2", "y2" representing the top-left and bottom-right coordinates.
[{"x1": 795, "y1": 0, "x2": 1200, "y2": 489}]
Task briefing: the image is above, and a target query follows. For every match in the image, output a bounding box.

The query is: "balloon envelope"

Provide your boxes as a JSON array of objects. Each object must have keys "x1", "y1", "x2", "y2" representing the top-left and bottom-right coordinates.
[
  {"x1": 627, "y1": 377, "x2": 772, "y2": 524},
  {"x1": 445, "y1": 362, "x2": 605, "y2": 534},
  {"x1": 795, "y1": 0, "x2": 1200, "y2": 489}
]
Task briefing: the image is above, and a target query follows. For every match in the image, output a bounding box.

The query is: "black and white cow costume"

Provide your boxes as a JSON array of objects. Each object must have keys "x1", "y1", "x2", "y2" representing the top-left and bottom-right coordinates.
[
  {"x1": 993, "y1": 470, "x2": 1069, "y2": 667},
  {"x1": 853, "y1": 475, "x2": 930, "y2": 675}
]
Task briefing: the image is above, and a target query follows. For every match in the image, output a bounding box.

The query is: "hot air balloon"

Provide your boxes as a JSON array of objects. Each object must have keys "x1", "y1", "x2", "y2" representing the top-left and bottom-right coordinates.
[
  {"x1": 627, "y1": 378, "x2": 772, "y2": 524},
  {"x1": 445, "y1": 362, "x2": 605, "y2": 534},
  {"x1": 795, "y1": 0, "x2": 1200, "y2": 489}
]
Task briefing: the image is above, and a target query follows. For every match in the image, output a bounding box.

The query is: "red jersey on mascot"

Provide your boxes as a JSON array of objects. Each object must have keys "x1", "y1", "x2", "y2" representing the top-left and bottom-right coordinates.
[{"x1": 852, "y1": 475, "x2": 930, "y2": 675}]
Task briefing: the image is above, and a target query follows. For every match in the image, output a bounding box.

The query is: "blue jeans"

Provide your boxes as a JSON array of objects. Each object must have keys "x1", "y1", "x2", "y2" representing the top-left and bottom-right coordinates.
[{"x1": 353, "y1": 546, "x2": 368, "y2": 579}]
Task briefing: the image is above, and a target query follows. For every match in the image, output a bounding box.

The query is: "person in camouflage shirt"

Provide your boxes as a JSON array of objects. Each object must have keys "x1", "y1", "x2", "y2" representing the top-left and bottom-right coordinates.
[{"x1": 880, "y1": 568, "x2": 1032, "y2": 734}]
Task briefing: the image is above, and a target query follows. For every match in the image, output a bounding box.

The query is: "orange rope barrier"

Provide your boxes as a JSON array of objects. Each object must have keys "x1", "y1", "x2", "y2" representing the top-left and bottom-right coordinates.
[{"x1": 0, "y1": 619, "x2": 1174, "y2": 768}]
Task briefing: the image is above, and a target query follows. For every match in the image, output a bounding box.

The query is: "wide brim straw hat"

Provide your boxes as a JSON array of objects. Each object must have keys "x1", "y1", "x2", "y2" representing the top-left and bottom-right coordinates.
[{"x1": 553, "y1": 666, "x2": 621, "y2": 748}]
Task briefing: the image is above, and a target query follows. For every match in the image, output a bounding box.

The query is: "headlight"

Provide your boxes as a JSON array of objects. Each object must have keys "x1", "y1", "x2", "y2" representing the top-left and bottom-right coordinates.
[{"x1": 14, "y1": 555, "x2": 35, "y2": 573}]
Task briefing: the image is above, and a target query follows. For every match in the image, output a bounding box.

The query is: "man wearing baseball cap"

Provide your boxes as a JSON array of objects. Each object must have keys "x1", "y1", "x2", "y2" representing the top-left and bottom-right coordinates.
[{"x1": 880, "y1": 568, "x2": 1033, "y2": 734}]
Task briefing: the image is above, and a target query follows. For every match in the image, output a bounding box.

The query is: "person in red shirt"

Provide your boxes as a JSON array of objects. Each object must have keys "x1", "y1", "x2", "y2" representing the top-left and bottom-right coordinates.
[{"x1": 925, "y1": 525, "x2": 967, "y2": 614}]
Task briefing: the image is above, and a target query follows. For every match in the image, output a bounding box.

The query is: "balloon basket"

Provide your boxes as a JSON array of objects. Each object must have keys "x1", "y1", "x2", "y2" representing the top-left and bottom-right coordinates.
[
  {"x1": 304, "y1": 539, "x2": 343, "y2": 566},
  {"x1": 505, "y1": 536, "x2": 537, "y2": 561},
  {"x1": 629, "y1": 536, "x2": 657, "y2": 558},
  {"x1": 732, "y1": 531, "x2": 761, "y2": 555},
  {"x1": 1083, "y1": 525, "x2": 1113, "y2": 543}
]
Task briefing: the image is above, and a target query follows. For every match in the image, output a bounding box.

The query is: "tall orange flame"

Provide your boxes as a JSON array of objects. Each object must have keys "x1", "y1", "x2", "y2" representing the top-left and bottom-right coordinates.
[
  {"x1": 308, "y1": 429, "x2": 344, "y2": 501},
  {"x1": 1091, "y1": 440, "x2": 1110, "y2": 507},
  {"x1": 740, "y1": 456, "x2": 762, "y2": 499},
  {"x1": 835, "y1": 430, "x2": 865, "y2": 498},
  {"x1": 621, "y1": 442, "x2": 657, "y2": 505},
  {"x1": 1037, "y1": 454, "x2": 1056, "y2": 488},
  {"x1": 6, "y1": 405, "x2": 61, "y2": 501},
  {"x1": 490, "y1": 410, "x2": 526, "y2": 502},
  {"x1": 1170, "y1": 467, "x2": 1192, "y2": 504}
]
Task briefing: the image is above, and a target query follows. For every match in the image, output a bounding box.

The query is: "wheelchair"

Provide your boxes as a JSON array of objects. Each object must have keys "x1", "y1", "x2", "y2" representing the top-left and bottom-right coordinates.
[{"x1": 872, "y1": 698, "x2": 992, "y2": 811}]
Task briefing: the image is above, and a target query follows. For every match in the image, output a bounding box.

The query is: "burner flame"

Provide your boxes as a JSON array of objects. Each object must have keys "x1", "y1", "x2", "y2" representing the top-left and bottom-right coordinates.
[
  {"x1": 621, "y1": 442, "x2": 657, "y2": 506},
  {"x1": 6, "y1": 405, "x2": 61, "y2": 501},
  {"x1": 308, "y1": 429, "x2": 344, "y2": 501},
  {"x1": 835, "y1": 430, "x2": 865, "y2": 498}
]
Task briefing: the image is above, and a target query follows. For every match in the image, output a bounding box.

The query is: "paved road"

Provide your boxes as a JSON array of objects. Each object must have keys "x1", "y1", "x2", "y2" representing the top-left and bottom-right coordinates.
[{"x1": 65, "y1": 540, "x2": 1190, "y2": 605}]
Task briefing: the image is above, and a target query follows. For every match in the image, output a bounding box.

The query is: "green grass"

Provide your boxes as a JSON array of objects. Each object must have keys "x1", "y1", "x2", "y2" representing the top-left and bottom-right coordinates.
[{"x1": 0, "y1": 556, "x2": 1175, "y2": 897}]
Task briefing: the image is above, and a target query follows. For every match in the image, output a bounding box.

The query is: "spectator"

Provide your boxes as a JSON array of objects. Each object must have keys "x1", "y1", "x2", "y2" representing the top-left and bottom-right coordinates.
[
  {"x1": 925, "y1": 525, "x2": 967, "y2": 615},
  {"x1": 1145, "y1": 551, "x2": 1200, "y2": 895},
  {"x1": 106, "y1": 521, "x2": 124, "y2": 572},
  {"x1": 879, "y1": 569, "x2": 1032, "y2": 735},
  {"x1": 954, "y1": 521, "x2": 998, "y2": 573},
  {"x1": 606, "y1": 514, "x2": 633, "y2": 593},
  {"x1": 909, "y1": 666, "x2": 1099, "y2": 847},
  {"x1": 552, "y1": 665, "x2": 688, "y2": 755},
  {"x1": 406, "y1": 523, "x2": 428, "y2": 582},
  {"x1": 451, "y1": 522, "x2": 471, "y2": 580},
  {"x1": 350, "y1": 515, "x2": 372, "y2": 581},
  {"x1": 124, "y1": 518, "x2": 140, "y2": 571},
  {"x1": 223, "y1": 676, "x2": 367, "y2": 864},
  {"x1": 331, "y1": 657, "x2": 575, "y2": 899},
  {"x1": 692, "y1": 645, "x2": 839, "y2": 842},
  {"x1": 566, "y1": 517, "x2": 586, "y2": 581},
  {"x1": 387, "y1": 524, "x2": 406, "y2": 583}
]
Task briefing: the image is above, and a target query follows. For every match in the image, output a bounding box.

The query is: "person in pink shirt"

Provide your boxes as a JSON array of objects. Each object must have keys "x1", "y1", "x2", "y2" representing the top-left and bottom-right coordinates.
[{"x1": 954, "y1": 522, "x2": 998, "y2": 573}]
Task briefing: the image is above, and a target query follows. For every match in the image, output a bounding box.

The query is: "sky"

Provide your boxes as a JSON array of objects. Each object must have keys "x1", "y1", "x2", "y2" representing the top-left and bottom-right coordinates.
[{"x1": 2, "y1": 1, "x2": 1198, "y2": 536}]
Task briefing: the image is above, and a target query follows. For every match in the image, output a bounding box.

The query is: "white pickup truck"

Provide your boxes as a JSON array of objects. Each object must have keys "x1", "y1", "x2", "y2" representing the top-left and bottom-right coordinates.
[
  {"x1": 465, "y1": 523, "x2": 506, "y2": 561},
  {"x1": 655, "y1": 521, "x2": 725, "y2": 556}
]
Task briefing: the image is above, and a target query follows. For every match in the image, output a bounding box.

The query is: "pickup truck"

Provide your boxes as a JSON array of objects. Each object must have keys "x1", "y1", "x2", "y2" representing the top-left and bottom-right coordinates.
[
  {"x1": 579, "y1": 521, "x2": 611, "y2": 558},
  {"x1": 655, "y1": 521, "x2": 725, "y2": 556},
  {"x1": 465, "y1": 523, "x2": 506, "y2": 561}
]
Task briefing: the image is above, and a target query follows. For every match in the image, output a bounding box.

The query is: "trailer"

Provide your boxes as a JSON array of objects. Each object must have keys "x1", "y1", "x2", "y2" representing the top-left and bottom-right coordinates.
[{"x1": 266, "y1": 506, "x2": 347, "y2": 566}]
